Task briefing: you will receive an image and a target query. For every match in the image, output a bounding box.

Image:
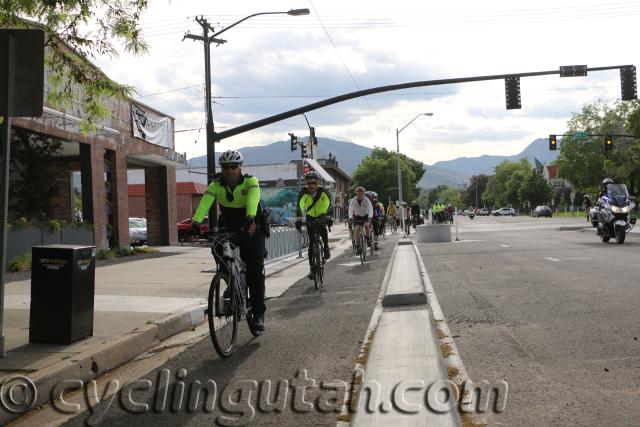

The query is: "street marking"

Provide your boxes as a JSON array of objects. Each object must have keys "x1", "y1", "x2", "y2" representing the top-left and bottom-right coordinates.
[
  {"x1": 500, "y1": 244, "x2": 510, "y2": 248},
  {"x1": 545, "y1": 257, "x2": 592, "y2": 262},
  {"x1": 339, "y1": 261, "x2": 374, "y2": 267},
  {"x1": 452, "y1": 239, "x2": 486, "y2": 243}
]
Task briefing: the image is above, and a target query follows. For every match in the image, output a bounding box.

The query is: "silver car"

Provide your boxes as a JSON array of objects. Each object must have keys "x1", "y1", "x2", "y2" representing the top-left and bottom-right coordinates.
[{"x1": 129, "y1": 217, "x2": 148, "y2": 246}]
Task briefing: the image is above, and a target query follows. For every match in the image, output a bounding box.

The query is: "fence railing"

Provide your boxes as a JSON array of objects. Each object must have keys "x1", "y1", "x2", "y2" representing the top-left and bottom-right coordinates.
[{"x1": 265, "y1": 227, "x2": 309, "y2": 261}]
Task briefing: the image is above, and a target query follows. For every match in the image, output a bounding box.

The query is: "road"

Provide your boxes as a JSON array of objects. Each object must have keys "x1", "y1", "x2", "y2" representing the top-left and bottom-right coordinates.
[
  {"x1": 418, "y1": 216, "x2": 640, "y2": 426},
  {"x1": 53, "y1": 234, "x2": 400, "y2": 426}
]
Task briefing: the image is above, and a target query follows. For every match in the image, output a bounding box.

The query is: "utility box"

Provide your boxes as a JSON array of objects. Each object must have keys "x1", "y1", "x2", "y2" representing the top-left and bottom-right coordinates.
[{"x1": 29, "y1": 245, "x2": 96, "y2": 344}]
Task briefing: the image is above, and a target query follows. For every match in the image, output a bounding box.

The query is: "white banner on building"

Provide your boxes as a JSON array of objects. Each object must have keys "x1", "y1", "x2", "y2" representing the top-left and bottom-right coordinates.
[{"x1": 131, "y1": 103, "x2": 173, "y2": 149}]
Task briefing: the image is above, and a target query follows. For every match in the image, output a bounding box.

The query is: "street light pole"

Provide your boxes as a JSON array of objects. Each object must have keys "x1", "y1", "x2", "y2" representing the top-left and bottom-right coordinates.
[
  {"x1": 184, "y1": 9, "x2": 309, "y2": 227},
  {"x1": 396, "y1": 112, "x2": 433, "y2": 237}
]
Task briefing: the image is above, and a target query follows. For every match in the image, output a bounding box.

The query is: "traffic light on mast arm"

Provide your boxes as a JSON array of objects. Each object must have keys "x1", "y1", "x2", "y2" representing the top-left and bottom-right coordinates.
[
  {"x1": 549, "y1": 135, "x2": 557, "y2": 151},
  {"x1": 605, "y1": 135, "x2": 614, "y2": 151},
  {"x1": 301, "y1": 142, "x2": 309, "y2": 158},
  {"x1": 289, "y1": 133, "x2": 297, "y2": 151}
]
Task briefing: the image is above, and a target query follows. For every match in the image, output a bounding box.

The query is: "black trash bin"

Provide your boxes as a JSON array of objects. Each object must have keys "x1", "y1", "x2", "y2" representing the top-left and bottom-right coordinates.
[{"x1": 29, "y1": 245, "x2": 96, "y2": 345}]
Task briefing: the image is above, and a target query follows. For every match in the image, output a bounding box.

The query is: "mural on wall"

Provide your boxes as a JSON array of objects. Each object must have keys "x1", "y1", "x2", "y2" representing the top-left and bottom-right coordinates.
[{"x1": 261, "y1": 187, "x2": 299, "y2": 225}]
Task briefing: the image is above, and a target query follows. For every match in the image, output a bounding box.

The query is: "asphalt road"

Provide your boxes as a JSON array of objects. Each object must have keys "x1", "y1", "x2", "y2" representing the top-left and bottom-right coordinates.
[
  {"x1": 418, "y1": 216, "x2": 640, "y2": 426},
  {"x1": 60, "y1": 234, "x2": 399, "y2": 427}
]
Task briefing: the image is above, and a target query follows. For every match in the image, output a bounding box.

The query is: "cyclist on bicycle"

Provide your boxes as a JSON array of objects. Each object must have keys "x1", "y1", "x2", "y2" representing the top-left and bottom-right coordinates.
[
  {"x1": 348, "y1": 186, "x2": 373, "y2": 254},
  {"x1": 189, "y1": 150, "x2": 266, "y2": 331},
  {"x1": 387, "y1": 202, "x2": 397, "y2": 229},
  {"x1": 370, "y1": 193, "x2": 385, "y2": 250},
  {"x1": 295, "y1": 171, "x2": 333, "y2": 280},
  {"x1": 411, "y1": 200, "x2": 421, "y2": 228}
]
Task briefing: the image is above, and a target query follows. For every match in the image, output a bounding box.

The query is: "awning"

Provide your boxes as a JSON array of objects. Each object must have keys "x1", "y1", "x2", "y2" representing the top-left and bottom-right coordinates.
[{"x1": 305, "y1": 158, "x2": 336, "y2": 183}]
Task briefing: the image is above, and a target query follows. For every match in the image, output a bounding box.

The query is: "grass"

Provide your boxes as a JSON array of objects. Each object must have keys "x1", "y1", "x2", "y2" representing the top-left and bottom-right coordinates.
[
  {"x1": 94, "y1": 246, "x2": 160, "y2": 261},
  {"x1": 96, "y1": 249, "x2": 117, "y2": 260},
  {"x1": 8, "y1": 251, "x2": 31, "y2": 272},
  {"x1": 133, "y1": 246, "x2": 159, "y2": 254},
  {"x1": 436, "y1": 328, "x2": 448, "y2": 340},
  {"x1": 554, "y1": 211, "x2": 585, "y2": 218}
]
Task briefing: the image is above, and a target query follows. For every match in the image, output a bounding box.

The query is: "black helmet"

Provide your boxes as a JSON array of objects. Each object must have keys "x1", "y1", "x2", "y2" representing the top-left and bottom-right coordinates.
[{"x1": 304, "y1": 170, "x2": 320, "y2": 181}]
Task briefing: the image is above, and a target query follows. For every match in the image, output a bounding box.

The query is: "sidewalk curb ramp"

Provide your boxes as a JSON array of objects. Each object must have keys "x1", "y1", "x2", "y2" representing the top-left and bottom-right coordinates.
[
  {"x1": 339, "y1": 238, "x2": 461, "y2": 426},
  {"x1": 1, "y1": 238, "x2": 349, "y2": 425}
]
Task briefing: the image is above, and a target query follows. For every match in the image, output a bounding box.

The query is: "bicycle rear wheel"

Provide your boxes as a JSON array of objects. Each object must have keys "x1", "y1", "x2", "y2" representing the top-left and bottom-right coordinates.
[
  {"x1": 360, "y1": 232, "x2": 366, "y2": 264},
  {"x1": 208, "y1": 272, "x2": 238, "y2": 358}
]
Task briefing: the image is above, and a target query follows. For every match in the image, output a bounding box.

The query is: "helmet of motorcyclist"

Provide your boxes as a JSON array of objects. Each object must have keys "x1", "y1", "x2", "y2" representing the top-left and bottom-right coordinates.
[{"x1": 602, "y1": 178, "x2": 614, "y2": 190}]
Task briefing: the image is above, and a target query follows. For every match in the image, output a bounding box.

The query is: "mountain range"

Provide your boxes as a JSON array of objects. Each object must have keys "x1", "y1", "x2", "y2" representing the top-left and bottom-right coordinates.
[{"x1": 187, "y1": 137, "x2": 558, "y2": 189}]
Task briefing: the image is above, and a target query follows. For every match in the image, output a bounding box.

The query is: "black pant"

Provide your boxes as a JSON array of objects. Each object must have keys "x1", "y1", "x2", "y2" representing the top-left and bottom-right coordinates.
[
  {"x1": 306, "y1": 221, "x2": 328, "y2": 268},
  {"x1": 212, "y1": 230, "x2": 266, "y2": 315}
]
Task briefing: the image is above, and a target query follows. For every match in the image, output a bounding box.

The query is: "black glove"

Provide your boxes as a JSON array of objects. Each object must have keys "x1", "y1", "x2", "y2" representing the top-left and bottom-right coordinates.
[
  {"x1": 244, "y1": 216, "x2": 256, "y2": 233},
  {"x1": 295, "y1": 219, "x2": 303, "y2": 231},
  {"x1": 326, "y1": 217, "x2": 333, "y2": 228},
  {"x1": 188, "y1": 221, "x2": 200, "y2": 236}
]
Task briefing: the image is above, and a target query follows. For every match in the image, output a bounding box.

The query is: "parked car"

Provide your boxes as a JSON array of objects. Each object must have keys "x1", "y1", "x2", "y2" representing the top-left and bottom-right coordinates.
[
  {"x1": 478, "y1": 208, "x2": 491, "y2": 216},
  {"x1": 128, "y1": 217, "x2": 148, "y2": 246},
  {"x1": 532, "y1": 205, "x2": 552, "y2": 218},
  {"x1": 177, "y1": 216, "x2": 209, "y2": 241},
  {"x1": 492, "y1": 207, "x2": 516, "y2": 216}
]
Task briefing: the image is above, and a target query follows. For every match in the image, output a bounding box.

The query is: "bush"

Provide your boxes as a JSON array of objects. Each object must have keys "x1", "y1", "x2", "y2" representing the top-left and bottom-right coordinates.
[
  {"x1": 8, "y1": 252, "x2": 31, "y2": 272},
  {"x1": 133, "y1": 247, "x2": 159, "y2": 254},
  {"x1": 97, "y1": 249, "x2": 116, "y2": 260},
  {"x1": 117, "y1": 247, "x2": 135, "y2": 257}
]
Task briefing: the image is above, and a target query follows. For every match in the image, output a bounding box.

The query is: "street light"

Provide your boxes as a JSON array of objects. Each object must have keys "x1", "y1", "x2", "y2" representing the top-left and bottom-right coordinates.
[
  {"x1": 396, "y1": 112, "x2": 433, "y2": 236},
  {"x1": 184, "y1": 8, "x2": 310, "y2": 227}
]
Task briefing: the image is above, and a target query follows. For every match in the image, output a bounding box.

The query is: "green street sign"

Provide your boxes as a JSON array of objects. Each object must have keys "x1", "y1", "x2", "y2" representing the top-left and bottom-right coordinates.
[{"x1": 574, "y1": 131, "x2": 588, "y2": 139}]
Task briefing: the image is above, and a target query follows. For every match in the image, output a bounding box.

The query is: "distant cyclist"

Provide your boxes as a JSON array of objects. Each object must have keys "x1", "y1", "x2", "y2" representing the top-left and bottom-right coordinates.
[
  {"x1": 348, "y1": 187, "x2": 373, "y2": 254},
  {"x1": 295, "y1": 171, "x2": 333, "y2": 280},
  {"x1": 189, "y1": 150, "x2": 266, "y2": 331},
  {"x1": 370, "y1": 192, "x2": 385, "y2": 250},
  {"x1": 387, "y1": 202, "x2": 398, "y2": 231}
]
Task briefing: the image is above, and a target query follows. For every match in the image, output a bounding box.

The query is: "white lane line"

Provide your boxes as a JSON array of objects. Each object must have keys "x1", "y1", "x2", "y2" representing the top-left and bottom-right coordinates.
[
  {"x1": 452, "y1": 239, "x2": 486, "y2": 243},
  {"x1": 545, "y1": 256, "x2": 592, "y2": 262},
  {"x1": 339, "y1": 261, "x2": 374, "y2": 267},
  {"x1": 500, "y1": 244, "x2": 510, "y2": 248}
]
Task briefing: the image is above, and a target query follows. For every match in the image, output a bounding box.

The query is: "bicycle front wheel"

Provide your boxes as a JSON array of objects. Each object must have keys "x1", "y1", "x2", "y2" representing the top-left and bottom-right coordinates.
[
  {"x1": 314, "y1": 241, "x2": 323, "y2": 289},
  {"x1": 208, "y1": 272, "x2": 238, "y2": 358},
  {"x1": 360, "y1": 233, "x2": 366, "y2": 264}
]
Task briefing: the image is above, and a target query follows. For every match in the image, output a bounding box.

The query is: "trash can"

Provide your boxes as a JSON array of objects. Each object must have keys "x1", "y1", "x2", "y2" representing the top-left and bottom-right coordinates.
[{"x1": 29, "y1": 245, "x2": 96, "y2": 345}]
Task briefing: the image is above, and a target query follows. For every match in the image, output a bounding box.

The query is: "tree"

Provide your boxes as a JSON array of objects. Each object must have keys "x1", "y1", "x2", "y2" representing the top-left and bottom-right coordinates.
[
  {"x1": 1, "y1": 0, "x2": 149, "y2": 129},
  {"x1": 462, "y1": 174, "x2": 490, "y2": 207},
  {"x1": 424, "y1": 185, "x2": 449, "y2": 207},
  {"x1": 518, "y1": 170, "x2": 554, "y2": 208},
  {"x1": 350, "y1": 147, "x2": 426, "y2": 205},
  {"x1": 9, "y1": 127, "x2": 63, "y2": 220},
  {"x1": 556, "y1": 101, "x2": 640, "y2": 194},
  {"x1": 483, "y1": 159, "x2": 532, "y2": 207}
]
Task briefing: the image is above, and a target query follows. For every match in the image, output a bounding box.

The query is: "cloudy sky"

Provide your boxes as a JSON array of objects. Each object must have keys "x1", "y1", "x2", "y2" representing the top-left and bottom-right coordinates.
[{"x1": 94, "y1": 0, "x2": 640, "y2": 165}]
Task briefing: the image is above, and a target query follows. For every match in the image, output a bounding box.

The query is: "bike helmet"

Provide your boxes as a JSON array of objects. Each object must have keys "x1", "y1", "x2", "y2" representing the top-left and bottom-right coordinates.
[
  {"x1": 304, "y1": 170, "x2": 320, "y2": 181},
  {"x1": 218, "y1": 150, "x2": 243, "y2": 166}
]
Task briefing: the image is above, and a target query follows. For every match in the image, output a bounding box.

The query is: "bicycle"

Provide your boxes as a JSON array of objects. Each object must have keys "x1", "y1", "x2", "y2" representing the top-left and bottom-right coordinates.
[
  {"x1": 352, "y1": 219, "x2": 373, "y2": 264},
  {"x1": 301, "y1": 218, "x2": 328, "y2": 290},
  {"x1": 207, "y1": 228, "x2": 262, "y2": 358},
  {"x1": 389, "y1": 215, "x2": 397, "y2": 234}
]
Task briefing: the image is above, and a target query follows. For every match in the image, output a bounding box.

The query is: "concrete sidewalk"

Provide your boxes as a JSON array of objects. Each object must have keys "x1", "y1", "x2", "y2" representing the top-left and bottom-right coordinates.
[{"x1": 0, "y1": 225, "x2": 350, "y2": 424}]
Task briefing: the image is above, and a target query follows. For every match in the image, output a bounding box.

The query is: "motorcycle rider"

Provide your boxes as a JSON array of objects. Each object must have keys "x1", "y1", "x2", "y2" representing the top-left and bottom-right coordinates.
[{"x1": 597, "y1": 178, "x2": 614, "y2": 204}]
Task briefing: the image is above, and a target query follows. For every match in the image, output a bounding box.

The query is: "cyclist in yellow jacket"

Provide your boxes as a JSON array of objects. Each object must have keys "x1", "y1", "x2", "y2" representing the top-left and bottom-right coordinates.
[
  {"x1": 190, "y1": 150, "x2": 266, "y2": 331},
  {"x1": 295, "y1": 171, "x2": 333, "y2": 280}
]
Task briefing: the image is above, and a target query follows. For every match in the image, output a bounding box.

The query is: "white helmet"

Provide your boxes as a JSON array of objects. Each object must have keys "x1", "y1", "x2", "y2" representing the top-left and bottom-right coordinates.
[{"x1": 218, "y1": 150, "x2": 243, "y2": 166}]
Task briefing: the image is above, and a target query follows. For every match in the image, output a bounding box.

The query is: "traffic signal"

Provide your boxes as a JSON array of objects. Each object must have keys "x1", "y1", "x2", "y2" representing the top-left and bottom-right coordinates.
[
  {"x1": 549, "y1": 134, "x2": 557, "y2": 151},
  {"x1": 301, "y1": 143, "x2": 308, "y2": 158},
  {"x1": 604, "y1": 135, "x2": 613, "y2": 151},
  {"x1": 621, "y1": 65, "x2": 637, "y2": 101},
  {"x1": 309, "y1": 126, "x2": 317, "y2": 145},
  {"x1": 289, "y1": 133, "x2": 297, "y2": 151},
  {"x1": 505, "y1": 76, "x2": 521, "y2": 110}
]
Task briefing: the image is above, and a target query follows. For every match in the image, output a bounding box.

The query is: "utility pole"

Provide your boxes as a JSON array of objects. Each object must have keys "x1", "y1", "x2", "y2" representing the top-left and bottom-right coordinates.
[{"x1": 184, "y1": 18, "x2": 226, "y2": 229}]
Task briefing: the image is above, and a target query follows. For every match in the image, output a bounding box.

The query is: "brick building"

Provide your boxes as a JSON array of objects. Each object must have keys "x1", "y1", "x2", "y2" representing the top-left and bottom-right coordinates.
[{"x1": 9, "y1": 42, "x2": 184, "y2": 248}]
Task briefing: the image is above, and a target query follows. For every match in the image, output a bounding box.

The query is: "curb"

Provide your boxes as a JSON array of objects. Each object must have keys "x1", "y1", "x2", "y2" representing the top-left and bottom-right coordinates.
[{"x1": 0, "y1": 306, "x2": 205, "y2": 425}]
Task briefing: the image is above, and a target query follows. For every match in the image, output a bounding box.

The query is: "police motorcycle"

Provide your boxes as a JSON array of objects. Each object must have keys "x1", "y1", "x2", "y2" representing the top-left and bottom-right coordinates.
[{"x1": 595, "y1": 183, "x2": 636, "y2": 244}]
